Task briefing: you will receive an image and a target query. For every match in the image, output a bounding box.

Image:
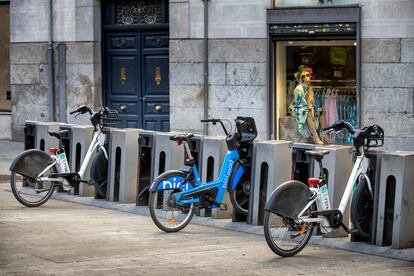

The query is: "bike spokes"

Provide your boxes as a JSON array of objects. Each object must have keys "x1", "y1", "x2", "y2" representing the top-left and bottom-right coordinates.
[
  {"x1": 149, "y1": 189, "x2": 195, "y2": 232},
  {"x1": 10, "y1": 171, "x2": 56, "y2": 207}
]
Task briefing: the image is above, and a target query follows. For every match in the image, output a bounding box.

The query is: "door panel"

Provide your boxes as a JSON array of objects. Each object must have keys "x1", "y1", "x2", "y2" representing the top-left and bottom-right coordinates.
[
  {"x1": 105, "y1": 32, "x2": 141, "y2": 128},
  {"x1": 104, "y1": 30, "x2": 170, "y2": 131},
  {"x1": 142, "y1": 36, "x2": 169, "y2": 131},
  {"x1": 110, "y1": 56, "x2": 137, "y2": 95}
]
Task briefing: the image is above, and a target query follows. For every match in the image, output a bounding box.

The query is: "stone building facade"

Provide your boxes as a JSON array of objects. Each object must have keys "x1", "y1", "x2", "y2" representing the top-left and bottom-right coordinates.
[{"x1": 7, "y1": 0, "x2": 414, "y2": 151}]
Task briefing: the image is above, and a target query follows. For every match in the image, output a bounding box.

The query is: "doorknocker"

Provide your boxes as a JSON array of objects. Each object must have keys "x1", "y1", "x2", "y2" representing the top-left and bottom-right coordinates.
[
  {"x1": 155, "y1": 67, "x2": 161, "y2": 86},
  {"x1": 120, "y1": 67, "x2": 127, "y2": 85}
]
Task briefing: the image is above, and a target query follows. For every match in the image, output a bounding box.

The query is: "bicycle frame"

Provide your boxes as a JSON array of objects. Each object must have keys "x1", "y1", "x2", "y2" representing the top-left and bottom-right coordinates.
[
  {"x1": 298, "y1": 146, "x2": 372, "y2": 225},
  {"x1": 37, "y1": 129, "x2": 108, "y2": 184},
  {"x1": 173, "y1": 149, "x2": 240, "y2": 207}
]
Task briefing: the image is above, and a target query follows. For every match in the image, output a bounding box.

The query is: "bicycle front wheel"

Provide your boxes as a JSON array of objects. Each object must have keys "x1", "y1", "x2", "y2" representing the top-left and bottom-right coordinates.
[
  {"x1": 351, "y1": 178, "x2": 373, "y2": 240},
  {"x1": 10, "y1": 168, "x2": 56, "y2": 207},
  {"x1": 229, "y1": 175, "x2": 250, "y2": 215},
  {"x1": 264, "y1": 205, "x2": 315, "y2": 257}
]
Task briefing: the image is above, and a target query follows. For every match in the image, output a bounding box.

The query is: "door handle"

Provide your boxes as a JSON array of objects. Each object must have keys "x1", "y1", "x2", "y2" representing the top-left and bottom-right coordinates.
[
  {"x1": 154, "y1": 105, "x2": 162, "y2": 113},
  {"x1": 119, "y1": 104, "x2": 127, "y2": 113}
]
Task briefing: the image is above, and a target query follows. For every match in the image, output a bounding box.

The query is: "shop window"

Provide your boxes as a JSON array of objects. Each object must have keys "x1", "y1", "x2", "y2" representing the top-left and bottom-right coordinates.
[{"x1": 276, "y1": 40, "x2": 357, "y2": 145}]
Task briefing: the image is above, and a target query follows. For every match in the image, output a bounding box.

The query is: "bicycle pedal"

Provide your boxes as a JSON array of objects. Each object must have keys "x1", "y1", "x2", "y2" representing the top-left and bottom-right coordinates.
[{"x1": 219, "y1": 203, "x2": 227, "y2": 211}]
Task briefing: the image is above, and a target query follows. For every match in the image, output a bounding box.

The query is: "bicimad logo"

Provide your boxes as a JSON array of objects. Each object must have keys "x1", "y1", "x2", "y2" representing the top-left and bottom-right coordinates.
[
  {"x1": 161, "y1": 177, "x2": 190, "y2": 191},
  {"x1": 223, "y1": 160, "x2": 234, "y2": 187}
]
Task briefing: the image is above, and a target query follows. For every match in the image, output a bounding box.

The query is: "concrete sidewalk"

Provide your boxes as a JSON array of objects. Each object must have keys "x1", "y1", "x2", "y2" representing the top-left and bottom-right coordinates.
[
  {"x1": 1, "y1": 188, "x2": 413, "y2": 275},
  {"x1": 0, "y1": 139, "x2": 24, "y2": 179}
]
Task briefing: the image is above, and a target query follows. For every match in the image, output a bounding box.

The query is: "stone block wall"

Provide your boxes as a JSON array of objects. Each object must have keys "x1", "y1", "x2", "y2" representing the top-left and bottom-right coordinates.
[
  {"x1": 10, "y1": 0, "x2": 101, "y2": 141},
  {"x1": 360, "y1": 0, "x2": 414, "y2": 151},
  {"x1": 169, "y1": 0, "x2": 272, "y2": 138}
]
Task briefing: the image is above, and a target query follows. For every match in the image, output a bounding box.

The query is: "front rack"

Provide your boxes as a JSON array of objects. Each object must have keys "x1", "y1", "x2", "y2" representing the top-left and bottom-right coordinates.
[
  {"x1": 100, "y1": 109, "x2": 118, "y2": 129},
  {"x1": 365, "y1": 125, "x2": 384, "y2": 148}
]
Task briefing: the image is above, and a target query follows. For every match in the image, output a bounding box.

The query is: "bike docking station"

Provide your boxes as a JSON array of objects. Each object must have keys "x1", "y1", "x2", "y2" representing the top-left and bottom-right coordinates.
[
  {"x1": 200, "y1": 136, "x2": 232, "y2": 219},
  {"x1": 136, "y1": 130, "x2": 156, "y2": 206},
  {"x1": 69, "y1": 124, "x2": 95, "y2": 197},
  {"x1": 232, "y1": 141, "x2": 255, "y2": 223},
  {"x1": 24, "y1": 120, "x2": 38, "y2": 150},
  {"x1": 35, "y1": 122, "x2": 60, "y2": 151},
  {"x1": 376, "y1": 151, "x2": 414, "y2": 249},
  {"x1": 151, "y1": 131, "x2": 185, "y2": 211},
  {"x1": 55, "y1": 123, "x2": 74, "y2": 193},
  {"x1": 352, "y1": 149, "x2": 383, "y2": 244},
  {"x1": 291, "y1": 143, "x2": 317, "y2": 184},
  {"x1": 249, "y1": 140, "x2": 292, "y2": 225},
  {"x1": 313, "y1": 144, "x2": 354, "y2": 238},
  {"x1": 153, "y1": 132, "x2": 185, "y2": 179},
  {"x1": 107, "y1": 128, "x2": 140, "y2": 203},
  {"x1": 188, "y1": 135, "x2": 204, "y2": 177}
]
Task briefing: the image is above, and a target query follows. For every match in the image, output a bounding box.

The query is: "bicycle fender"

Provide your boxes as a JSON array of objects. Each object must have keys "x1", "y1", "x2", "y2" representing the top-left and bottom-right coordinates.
[
  {"x1": 149, "y1": 170, "x2": 193, "y2": 192},
  {"x1": 9, "y1": 149, "x2": 51, "y2": 178},
  {"x1": 264, "y1": 180, "x2": 313, "y2": 219},
  {"x1": 227, "y1": 160, "x2": 245, "y2": 193}
]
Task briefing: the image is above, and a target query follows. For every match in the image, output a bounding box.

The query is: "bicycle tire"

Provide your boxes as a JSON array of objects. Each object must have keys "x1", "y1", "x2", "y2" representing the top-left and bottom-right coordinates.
[
  {"x1": 90, "y1": 150, "x2": 108, "y2": 198},
  {"x1": 229, "y1": 175, "x2": 250, "y2": 215},
  {"x1": 10, "y1": 169, "x2": 56, "y2": 208},
  {"x1": 149, "y1": 171, "x2": 195, "y2": 233},
  {"x1": 351, "y1": 178, "x2": 373, "y2": 240},
  {"x1": 264, "y1": 204, "x2": 315, "y2": 257}
]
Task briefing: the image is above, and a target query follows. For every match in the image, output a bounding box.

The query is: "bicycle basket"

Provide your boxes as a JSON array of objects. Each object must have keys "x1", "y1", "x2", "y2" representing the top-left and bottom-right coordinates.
[
  {"x1": 236, "y1": 116, "x2": 257, "y2": 142},
  {"x1": 100, "y1": 109, "x2": 118, "y2": 129},
  {"x1": 365, "y1": 124, "x2": 384, "y2": 148}
]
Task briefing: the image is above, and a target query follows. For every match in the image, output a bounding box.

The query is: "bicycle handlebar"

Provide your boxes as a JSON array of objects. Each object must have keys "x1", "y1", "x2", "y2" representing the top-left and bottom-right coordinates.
[
  {"x1": 201, "y1": 118, "x2": 229, "y2": 136},
  {"x1": 323, "y1": 120, "x2": 355, "y2": 134},
  {"x1": 69, "y1": 105, "x2": 93, "y2": 115}
]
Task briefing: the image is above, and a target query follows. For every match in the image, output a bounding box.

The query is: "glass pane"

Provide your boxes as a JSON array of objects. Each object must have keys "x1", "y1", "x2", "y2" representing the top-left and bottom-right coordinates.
[
  {"x1": 276, "y1": 40, "x2": 357, "y2": 145},
  {"x1": 274, "y1": 0, "x2": 359, "y2": 7},
  {"x1": 116, "y1": 0, "x2": 162, "y2": 25}
]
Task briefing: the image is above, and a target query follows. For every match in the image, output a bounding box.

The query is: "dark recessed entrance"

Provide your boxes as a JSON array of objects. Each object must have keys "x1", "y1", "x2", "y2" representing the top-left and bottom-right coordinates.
[{"x1": 102, "y1": 0, "x2": 170, "y2": 131}]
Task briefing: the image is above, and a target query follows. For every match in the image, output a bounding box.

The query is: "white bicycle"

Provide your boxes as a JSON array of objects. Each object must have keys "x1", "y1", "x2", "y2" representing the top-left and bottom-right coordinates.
[
  {"x1": 263, "y1": 120, "x2": 384, "y2": 257},
  {"x1": 9, "y1": 105, "x2": 117, "y2": 207}
]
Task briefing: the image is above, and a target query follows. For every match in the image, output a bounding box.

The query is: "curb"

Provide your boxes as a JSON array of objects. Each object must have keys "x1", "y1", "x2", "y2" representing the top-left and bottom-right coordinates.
[
  {"x1": 0, "y1": 175, "x2": 10, "y2": 182},
  {"x1": 47, "y1": 192, "x2": 414, "y2": 263}
]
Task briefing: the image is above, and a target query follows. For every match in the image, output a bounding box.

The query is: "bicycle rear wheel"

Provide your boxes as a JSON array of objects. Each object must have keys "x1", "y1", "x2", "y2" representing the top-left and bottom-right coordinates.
[
  {"x1": 149, "y1": 184, "x2": 195, "y2": 233},
  {"x1": 10, "y1": 168, "x2": 56, "y2": 207},
  {"x1": 264, "y1": 204, "x2": 315, "y2": 257}
]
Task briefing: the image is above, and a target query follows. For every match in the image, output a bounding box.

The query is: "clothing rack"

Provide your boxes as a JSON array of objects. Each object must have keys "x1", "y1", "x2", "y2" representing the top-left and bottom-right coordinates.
[{"x1": 312, "y1": 85, "x2": 356, "y2": 89}]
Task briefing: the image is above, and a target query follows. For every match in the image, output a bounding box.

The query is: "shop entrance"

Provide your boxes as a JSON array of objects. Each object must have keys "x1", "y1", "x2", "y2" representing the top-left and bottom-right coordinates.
[
  {"x1": 102, "y1": 0, "x2": 170, "y2": 131},
  {"x1": 267, "y1": 6, "x2": 361, "y2": 143}
]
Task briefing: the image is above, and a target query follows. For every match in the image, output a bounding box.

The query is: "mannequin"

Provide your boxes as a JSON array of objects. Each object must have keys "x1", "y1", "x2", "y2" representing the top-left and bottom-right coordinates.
[{"x1": 289, "y1": 66, "x2": 324, "y2": 145}]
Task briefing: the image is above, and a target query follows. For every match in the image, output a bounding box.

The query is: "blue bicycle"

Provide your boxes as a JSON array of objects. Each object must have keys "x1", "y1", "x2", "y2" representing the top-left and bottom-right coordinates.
[{"x1": 149, "y1": 117, "x2": 257, "y2": 232}]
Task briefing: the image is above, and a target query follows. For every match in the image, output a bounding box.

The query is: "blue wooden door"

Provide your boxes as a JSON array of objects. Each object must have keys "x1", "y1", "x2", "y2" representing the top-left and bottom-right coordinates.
[
  {"x1": 141, "y1": 33, "x2": 169, "y2": 131},
  {"x1": 104, "y1": 31, "x2": 170, "y2": 131},
  {"x1": 105, "y1": 31, "x2": 142, "y2": 128}
]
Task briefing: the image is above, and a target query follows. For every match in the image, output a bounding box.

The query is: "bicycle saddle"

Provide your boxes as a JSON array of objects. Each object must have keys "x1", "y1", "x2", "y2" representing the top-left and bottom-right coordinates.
[
  {"x1": 305, "y1": 150, "x2": 330, "y2": 161},
  {"x1": 170, "y1": 133, "x2": 194, "y2": 142},
  {"x1": 48, "y1": 130, "x2": 69, "y2": 140}
]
